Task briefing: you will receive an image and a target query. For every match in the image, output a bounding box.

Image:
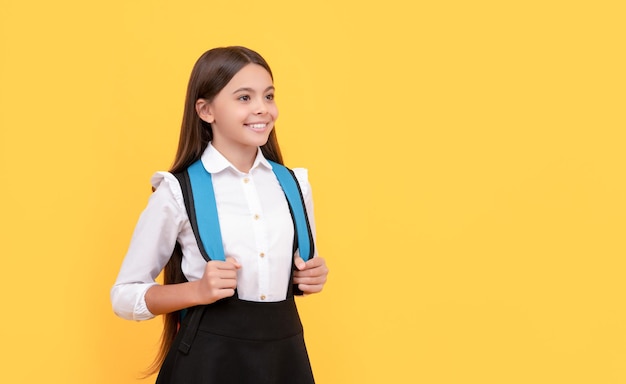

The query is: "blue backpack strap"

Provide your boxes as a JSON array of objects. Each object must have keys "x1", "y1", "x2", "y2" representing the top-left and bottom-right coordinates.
[
  {"x1": 177, "y1": 159, "x2": 314, "y2": 264},
  {"x1": 184, "y1": 159, "x2": 226, "y2": 261},
  {"x1": 268, "y1": 160, "x2": 315, "y2": 261}
]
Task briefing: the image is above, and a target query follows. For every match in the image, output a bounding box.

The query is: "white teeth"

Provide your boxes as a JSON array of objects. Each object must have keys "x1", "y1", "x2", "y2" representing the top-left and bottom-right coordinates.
[{"x1": 247, "y1": 123, "x2": 267, "y2": 129}]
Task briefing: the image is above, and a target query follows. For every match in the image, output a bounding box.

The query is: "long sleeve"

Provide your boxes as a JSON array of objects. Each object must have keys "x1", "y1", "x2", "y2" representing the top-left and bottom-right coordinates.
[{"x1": 110, "y1": 173, "x2": 186, "y2": 320}]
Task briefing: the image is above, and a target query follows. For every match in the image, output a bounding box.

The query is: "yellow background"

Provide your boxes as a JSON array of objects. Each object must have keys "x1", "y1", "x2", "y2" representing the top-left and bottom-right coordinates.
[{"x1": 1, "y1": 0, "x2": 625, "y2": 383}]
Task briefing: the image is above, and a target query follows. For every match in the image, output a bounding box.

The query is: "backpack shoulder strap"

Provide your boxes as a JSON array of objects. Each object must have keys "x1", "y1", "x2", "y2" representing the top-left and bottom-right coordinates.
[
  {"x1": 174, "y1": 159, "x2": 314, "y2": 263},
  {"x1": 268, "y1": 160, "x2": 315, "y2": 261},
  {"x1": 173, "y1": 160, "x2": 225, "y2": 261}
]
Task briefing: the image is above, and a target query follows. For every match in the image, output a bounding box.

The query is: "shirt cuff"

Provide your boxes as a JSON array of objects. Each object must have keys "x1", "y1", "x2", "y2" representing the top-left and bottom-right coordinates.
[{"x1": 111, "y1": 282, "x2": 158, "y2": 321}]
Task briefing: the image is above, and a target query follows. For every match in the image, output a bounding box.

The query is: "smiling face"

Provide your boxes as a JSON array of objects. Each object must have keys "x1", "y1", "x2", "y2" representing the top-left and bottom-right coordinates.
[{"x1": 196, "y1": 63, "x2": 278, "y2": 167}]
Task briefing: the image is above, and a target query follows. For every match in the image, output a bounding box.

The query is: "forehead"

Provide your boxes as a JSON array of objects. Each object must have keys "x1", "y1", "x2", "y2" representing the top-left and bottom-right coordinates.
[{"x1": 224, "y1": 64, "x2": 273, "y2": 91}]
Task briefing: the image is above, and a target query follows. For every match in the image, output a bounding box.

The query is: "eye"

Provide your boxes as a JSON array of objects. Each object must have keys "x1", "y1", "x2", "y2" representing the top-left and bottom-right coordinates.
[
  {"x1": 238, "y1": 95, "x2": 250, "y2": 101},
  {"x1": 265, "y1": 93, "x2": 274, "y2": 101}
]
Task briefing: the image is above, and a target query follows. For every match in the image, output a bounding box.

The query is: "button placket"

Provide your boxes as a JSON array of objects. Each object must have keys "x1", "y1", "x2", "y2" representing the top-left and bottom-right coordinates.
[{"x1": 240, "y1": 173, "x2": 270, "y2": 300}]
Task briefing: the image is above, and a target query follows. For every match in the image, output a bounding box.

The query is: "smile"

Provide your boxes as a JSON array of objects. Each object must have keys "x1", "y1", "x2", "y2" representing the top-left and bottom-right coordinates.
[{"x1": 245, "y1": 123, "x2": 270, "y2": 131}]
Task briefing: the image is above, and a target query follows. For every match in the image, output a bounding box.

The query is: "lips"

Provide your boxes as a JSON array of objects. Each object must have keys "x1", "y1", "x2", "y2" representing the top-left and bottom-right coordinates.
[{"x1": 244, "y1": 122, "x2": 271, "y2": 132}]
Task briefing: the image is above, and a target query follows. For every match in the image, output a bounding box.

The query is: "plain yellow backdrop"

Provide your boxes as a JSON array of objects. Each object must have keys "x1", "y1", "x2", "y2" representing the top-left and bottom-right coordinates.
[{"x1": 1, "y1": 0, "x2": 625, "y2": 383}]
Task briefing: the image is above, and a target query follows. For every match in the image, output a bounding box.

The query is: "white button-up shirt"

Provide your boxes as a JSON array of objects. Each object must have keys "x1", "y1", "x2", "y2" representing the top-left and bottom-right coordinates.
[{"x1": 111, "y1": 144, "x2": 316, "y2": 320}]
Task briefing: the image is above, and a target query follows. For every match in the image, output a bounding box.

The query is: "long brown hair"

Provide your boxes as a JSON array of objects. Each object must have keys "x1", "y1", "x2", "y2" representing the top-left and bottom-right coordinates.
[{"x1": 146, "y1": 46, "x2": 284, "y2": 376}]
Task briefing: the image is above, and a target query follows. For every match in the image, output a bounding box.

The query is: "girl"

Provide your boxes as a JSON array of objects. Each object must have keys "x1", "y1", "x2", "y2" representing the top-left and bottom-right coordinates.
[{"x1": 111, "y1": 46, "x2": 329, "y2": 384}]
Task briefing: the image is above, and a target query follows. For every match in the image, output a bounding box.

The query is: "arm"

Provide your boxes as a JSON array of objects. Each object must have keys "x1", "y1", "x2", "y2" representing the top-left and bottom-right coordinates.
[
  {"x1": 144, "y1": 256, "x2": 240, "y2": 315},
  {"x1": 110, "y1": 174, "x2": 184, "y2": 320},
  {"x1": 111, "y1": 172, "x2": 243, "y2": 319}
]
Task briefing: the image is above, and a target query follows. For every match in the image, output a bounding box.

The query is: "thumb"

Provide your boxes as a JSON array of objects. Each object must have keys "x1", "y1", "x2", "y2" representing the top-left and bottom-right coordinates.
[
  {"x1": 294, "y1": 255, "x2": 306, "y2": 271},
  {"x1": 225, "y1": 256, "x2": 241, "y2": 269}
]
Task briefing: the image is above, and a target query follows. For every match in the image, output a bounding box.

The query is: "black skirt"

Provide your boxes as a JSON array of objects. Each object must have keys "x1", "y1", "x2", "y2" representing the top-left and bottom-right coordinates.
[{"x1": 156, "y1": 295, "x2": 315, "y2": 384}]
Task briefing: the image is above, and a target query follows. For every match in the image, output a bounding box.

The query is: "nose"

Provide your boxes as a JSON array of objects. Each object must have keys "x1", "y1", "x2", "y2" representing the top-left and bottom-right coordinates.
[{"x1": 254, "y1": 97, "x2": 268, "y2": 115}]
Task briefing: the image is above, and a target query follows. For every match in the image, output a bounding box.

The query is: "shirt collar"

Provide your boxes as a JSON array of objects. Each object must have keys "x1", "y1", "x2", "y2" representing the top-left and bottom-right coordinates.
[{"x1": 201, "y1": 143, "x2": 272, "y2": 174}]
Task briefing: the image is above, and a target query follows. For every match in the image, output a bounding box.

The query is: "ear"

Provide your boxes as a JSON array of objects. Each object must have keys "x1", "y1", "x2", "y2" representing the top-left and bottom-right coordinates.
[{"x1": 195, "y1": 99, "x2": 214, "y2": 123}]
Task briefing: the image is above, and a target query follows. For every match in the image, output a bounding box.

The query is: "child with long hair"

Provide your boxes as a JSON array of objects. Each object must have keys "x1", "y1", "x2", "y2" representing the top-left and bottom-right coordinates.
[{"x1": 111, "y1": 46, "x2": 328, "y2": 383}]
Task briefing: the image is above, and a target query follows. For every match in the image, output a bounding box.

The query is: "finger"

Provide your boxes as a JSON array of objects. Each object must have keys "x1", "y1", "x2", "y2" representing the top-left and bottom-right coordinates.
[
  {"x1": 294, "y1": 262, "x2": 328, "y2": 278},
  {"x1": 293, "y1": 275, "x2": 327, "y2": 286},
  {"x1": 293, "y1": 269, "x2": 312, "y2": 278},
  {"x1": 205, "y1": 265, "x2": 239, "y2": 278},
  {"x1": 209, "y1": 259, "x2": 240, "y2": 270},
  {"x1": 215, "y1": 270, "x2": 239, "y2": 280},
  {"x1": 216, "y1": 288, "x2": 236, "y2": 299},
  {"x1": 205, "y1": 271, "x2": 238, "y2": 287},
  {"x1": 215, "y1": 278, "x2": 238, "y2": 289},
  {"x1": 225, "y1": 256, "x2": 241, "y2": 269},
  {"x1": 294, "y1": 255, "x2": 306, "y2": 270},
  {"x1": 304, "y1": 256, "x2": 325, "y2": 268},
  {"x1": 297, "y1": 283, "x2": 324, "y2": 294}
]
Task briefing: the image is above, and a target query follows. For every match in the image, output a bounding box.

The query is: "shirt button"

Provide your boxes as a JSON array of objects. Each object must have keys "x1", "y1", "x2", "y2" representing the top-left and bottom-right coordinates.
[
  {"x1": 254, "y1": 214, "x2": 260, "y2": 220},
  {"x1": 260, "y1": 295, "x2": 266, "y2": 300},
  {"x1": 260, "y1": 252, "x2": 265, "y2": 258},
  {"x1": 243, "y1": 177, "x2": 250, "y2": 183}
]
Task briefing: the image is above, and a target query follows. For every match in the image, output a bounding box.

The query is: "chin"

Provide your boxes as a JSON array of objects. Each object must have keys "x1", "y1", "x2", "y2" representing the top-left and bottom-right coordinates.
[{"x1": 248, "y1": 133, "x2": 272, "y2": 146}]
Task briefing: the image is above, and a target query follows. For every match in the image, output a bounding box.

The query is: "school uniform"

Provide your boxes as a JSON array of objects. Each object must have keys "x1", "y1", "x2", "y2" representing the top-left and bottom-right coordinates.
[{"x1": 111, "y1": 143, "x2": 317, "y2": 383}]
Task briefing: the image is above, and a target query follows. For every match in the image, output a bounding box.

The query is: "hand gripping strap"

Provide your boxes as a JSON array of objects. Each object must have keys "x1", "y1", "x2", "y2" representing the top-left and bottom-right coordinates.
[{"x1": 173, "y1": 159, "x2": 316, "y2": 353}]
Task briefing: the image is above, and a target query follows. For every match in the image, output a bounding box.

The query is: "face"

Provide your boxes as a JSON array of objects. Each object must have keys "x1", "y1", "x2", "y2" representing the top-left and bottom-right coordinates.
[{"x1": 197, "y1": 63, "x2": 278, "y2": 160}]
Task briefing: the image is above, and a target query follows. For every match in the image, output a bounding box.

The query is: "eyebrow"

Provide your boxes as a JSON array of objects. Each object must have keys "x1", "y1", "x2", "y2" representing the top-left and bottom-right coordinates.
[{"x1": 232, "y1": 86, "x2": 275, "y2": 94}]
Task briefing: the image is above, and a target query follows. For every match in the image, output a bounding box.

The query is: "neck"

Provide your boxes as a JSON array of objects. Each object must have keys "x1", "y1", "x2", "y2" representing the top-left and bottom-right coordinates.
[{"x1": 212, "y1": 142, "x2": 257, "y2": 173}]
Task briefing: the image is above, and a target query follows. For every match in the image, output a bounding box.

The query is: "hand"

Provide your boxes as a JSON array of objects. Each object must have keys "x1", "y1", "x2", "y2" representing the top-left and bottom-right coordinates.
[
  {"x1": 196, "y1": 256, "x2": 241, "y2": 304},
  {"x1": 293, "y1": 256, "x2": 328, "y2": 295}
]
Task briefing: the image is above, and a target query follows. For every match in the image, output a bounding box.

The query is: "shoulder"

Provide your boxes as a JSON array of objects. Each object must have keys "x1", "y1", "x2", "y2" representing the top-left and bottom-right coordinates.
[
  {"x1": 150, "y1": 171, "x2": 185, "y2": 210},
  {"x1": 291, "y1": 167, "x2": 312, "y2": 199}
]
